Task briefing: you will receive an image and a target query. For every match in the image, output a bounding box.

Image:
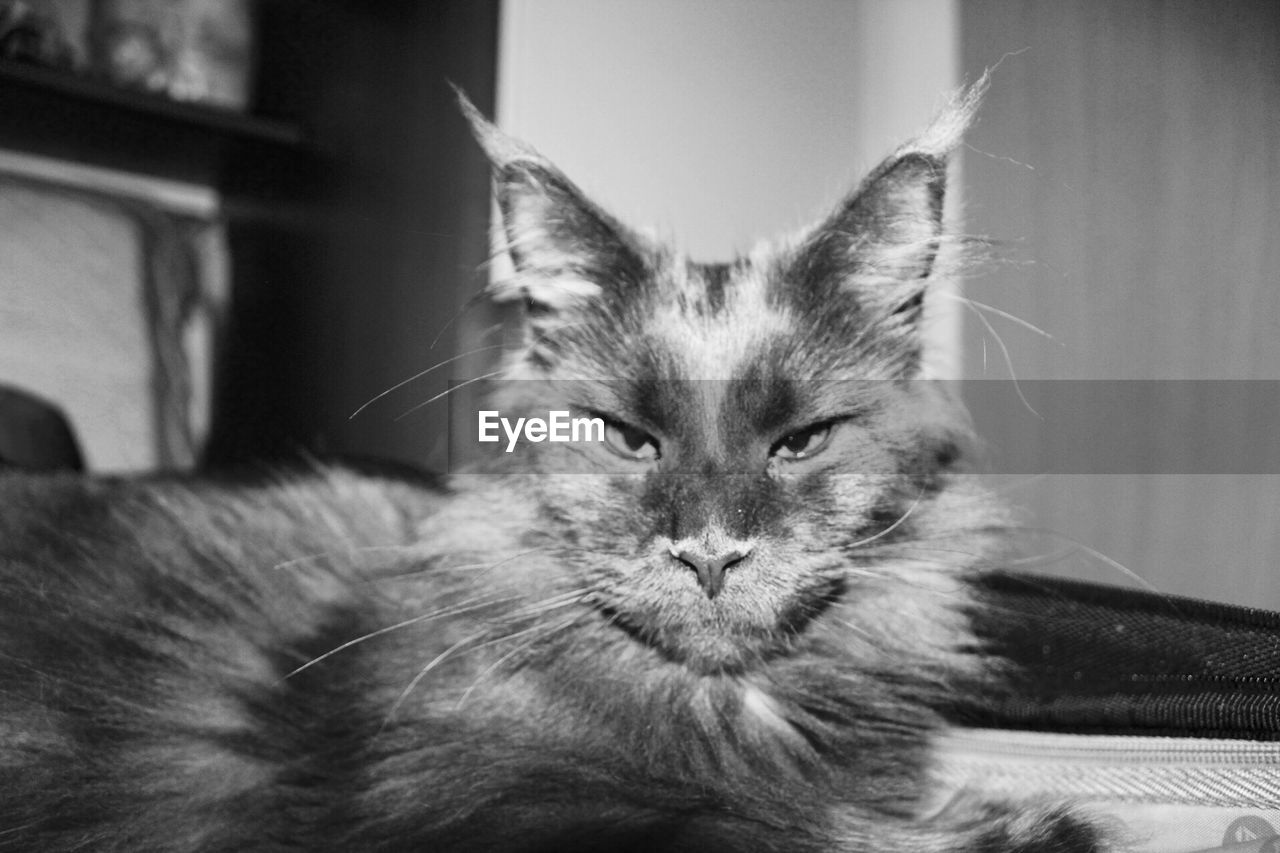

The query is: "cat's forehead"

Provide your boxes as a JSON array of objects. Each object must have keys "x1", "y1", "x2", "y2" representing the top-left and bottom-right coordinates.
[{"x1": 643, "y1": 256, "x2": 798, "y2": 381}]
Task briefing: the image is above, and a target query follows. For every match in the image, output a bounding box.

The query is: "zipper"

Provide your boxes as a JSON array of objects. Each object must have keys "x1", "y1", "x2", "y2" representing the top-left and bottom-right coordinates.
[
  {"x1": 932, "y1": 727, "x2": 1280, "y2": 807},
  {"x1": 975, "y1": 572, "x2": 1280, "y2": 633}
]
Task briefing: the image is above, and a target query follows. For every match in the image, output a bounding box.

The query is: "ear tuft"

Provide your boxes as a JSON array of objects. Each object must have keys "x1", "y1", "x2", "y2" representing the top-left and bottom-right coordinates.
[
  {"x1": 452, "y1": 84, "x2": 540, "y2": 168},
  {"x1": 781, "y1": 78, "x2": 989, "y2": 375},
  {"x1": 790, "y1": 76, "x2": 989, "y2": 301},
  {"x1": 453, "y1": 85, "x2": 651, "y2": 322},
  {"x1": 899, "y1": 71, "x2": 988, "y2": 161}
]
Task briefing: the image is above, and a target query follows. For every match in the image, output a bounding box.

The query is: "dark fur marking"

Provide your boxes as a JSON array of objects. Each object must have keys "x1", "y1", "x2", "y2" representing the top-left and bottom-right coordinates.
[
  {"x1": 696, "y1": 262, "x2": 731, "y2": 315},
  {"x1": 728, "y1": 362, "x2": 801, "y2": 444},
  {"x1": 638, "y1": 460, "x2": 787, "y2": 543},
  {"x1": 717, "y1": 470, "x2": 788, "y2": 540}
]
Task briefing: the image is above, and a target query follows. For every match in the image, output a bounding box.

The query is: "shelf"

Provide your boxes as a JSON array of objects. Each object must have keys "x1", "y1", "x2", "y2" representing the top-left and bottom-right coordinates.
[{"x1": 0, "y1": 59, "x2": 312, "y2": 192}]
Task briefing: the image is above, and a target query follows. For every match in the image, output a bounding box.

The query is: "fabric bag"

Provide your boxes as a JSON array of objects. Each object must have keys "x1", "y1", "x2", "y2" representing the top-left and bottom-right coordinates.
[{"x1": 937, "y1": 573, "x2": 1280, "y2": 852}]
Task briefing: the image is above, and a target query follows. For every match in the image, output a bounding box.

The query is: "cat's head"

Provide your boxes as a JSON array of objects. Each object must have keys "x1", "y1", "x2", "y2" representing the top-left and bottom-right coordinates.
[{"x1": 458, "y1": 87, "x2": 995, "y2": 677}]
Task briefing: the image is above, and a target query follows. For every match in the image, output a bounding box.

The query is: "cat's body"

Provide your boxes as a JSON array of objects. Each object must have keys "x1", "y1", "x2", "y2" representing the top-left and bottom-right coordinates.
[{"x1": 0, "y1": 87, "x2": 1104, "y2": 851}]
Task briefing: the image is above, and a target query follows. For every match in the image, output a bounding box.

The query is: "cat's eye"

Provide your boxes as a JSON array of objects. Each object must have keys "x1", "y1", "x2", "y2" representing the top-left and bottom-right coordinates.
[
  {"x1": 603, "y1": 421, "x2": 660, "y2": 461},
  {"x1": 770, "y1": 423, "x2": 832, "y2": 460}
]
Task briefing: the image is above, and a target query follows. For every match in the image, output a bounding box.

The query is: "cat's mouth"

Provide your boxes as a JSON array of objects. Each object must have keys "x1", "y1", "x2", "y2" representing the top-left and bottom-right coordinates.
[{"x1": 593, "y1": 576, "x2": 846, "y2": 676}]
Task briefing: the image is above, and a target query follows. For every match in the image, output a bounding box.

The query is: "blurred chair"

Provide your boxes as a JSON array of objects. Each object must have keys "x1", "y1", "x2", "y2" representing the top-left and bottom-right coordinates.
[{"x1": 0, "y1": 384, "x2": 85, "y2": 471}]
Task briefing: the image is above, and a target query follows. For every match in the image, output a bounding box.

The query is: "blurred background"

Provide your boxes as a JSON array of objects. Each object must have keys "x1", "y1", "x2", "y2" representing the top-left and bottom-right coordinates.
[{"x1": 0, "y1": 0, "x2": 1277, "y2": 606}]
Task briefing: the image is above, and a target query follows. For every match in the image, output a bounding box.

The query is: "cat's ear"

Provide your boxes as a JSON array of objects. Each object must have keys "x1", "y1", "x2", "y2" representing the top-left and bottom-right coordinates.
[
  {"x1": 455, "y1": 88, "x2": 649, "y2": 313},
  {"x1": 786, "y1": 81, "x2": 985, "y2": 347},
  {"x1": 791, "y1": 151, "x2": 947, "y2": 326}
]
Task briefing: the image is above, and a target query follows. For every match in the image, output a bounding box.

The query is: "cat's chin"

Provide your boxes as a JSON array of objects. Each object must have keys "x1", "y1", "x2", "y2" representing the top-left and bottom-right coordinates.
[
  {"x1": 609, "y1": 616, "x2": 768, "y2": 675},
  {"x1": 596, "y1": 578, "x2": 844, "y2": 677}
]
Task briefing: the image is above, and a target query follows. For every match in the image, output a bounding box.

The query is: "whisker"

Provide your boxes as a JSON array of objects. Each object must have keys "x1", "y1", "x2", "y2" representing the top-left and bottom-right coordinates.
[
  {"x1": 383, "y1": 589, "x2": 593, "y2": 723},
  {"x1": 271, "y1": 544, "x2": 425, "y2": 572},
  {"x1": 505, "y1": 589, "x2": 593, "y2": 615},
  {"x1": 379, "y1": 546, "x2": 553, "y2": 581},
  {"x1": 395, "y1": 369, "x2": 507, "y2": 421},
  {"x1": 841, "y1": 564, "x2": 978, "y2": 599},
  {"x1": 987, "y1": 524, "x2": 1168, "y2": 599},
  {"x1": 428, "y1": 288, "x2": 493, "y2": 351},
  {"x1": 453, "y1": 611, "x2": 589, "y2": 711},
  {"x1": 832, "y1": 617, "x2": 880, "y2": 644},
  {"x1": 830, "y1": 565, "x2": 883, "y2": 579},
  {"x1": 962, "y1": 141, "x2": 1037, "y2": 173},
  {"x1": 958, "y1": 296, "x2": 1041, "y2": 419},
  {"x1": 280, "y1": 592, "x2": 513, "y2": 682},
  {"x1": 370, "y1": 560, "x2": 490, "y2": 580},
  {"x1": 1035, "y1": 536, "x2": 1161, "y2": 596},
  {"x1": 999, "y1": 546, "x2": 1085, "y2": 569},
  {"x1": 474, "y1": 321, "x2": 508, "y2": 343},
  {"x1": 938, "y1": 290, "x2": 1058, "y2": 344},
  {"x1": 858, "y1": 544, "x2": 994, "y2": 564},
  {"x1": 349, "y1": 344, "x2": 506, "y2": 419},
  {"x1": 845, "y1": 489, "x2": 927, "y2": 551},
  {"x1": 381, "y1": 630, "x2": 491, "y2": 727}
]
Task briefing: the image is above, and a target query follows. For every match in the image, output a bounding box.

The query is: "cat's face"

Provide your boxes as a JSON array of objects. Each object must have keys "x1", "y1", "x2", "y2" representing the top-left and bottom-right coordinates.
[{"x1": 464, "y1": 95, "x2": 986, "y2": 676}]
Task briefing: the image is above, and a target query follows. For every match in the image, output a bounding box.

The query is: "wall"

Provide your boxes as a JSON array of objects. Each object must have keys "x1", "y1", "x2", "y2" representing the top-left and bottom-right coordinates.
[
  {"x1": 498, "y1": 0, "x2": 958, "y2": 262},
  {"x1": 960, "y1": 0, "x2": 1280, "y2": 605}
]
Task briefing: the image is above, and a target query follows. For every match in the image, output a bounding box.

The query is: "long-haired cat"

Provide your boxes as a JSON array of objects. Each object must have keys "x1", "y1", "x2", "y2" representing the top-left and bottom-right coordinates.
[{"x1": 0, "y1": 84, "x2": 1104, "y2": 851}]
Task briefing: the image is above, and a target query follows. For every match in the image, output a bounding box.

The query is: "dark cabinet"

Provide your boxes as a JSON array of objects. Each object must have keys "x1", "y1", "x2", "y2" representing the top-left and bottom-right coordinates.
[{"x1": 0, "y1": 0, "x2": 500, "y2": 472}]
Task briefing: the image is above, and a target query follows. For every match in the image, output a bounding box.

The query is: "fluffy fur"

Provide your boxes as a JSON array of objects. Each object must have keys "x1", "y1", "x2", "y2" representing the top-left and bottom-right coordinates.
[{"x1": 0, "y1": 85, "x2": 1104, "y2": 851}]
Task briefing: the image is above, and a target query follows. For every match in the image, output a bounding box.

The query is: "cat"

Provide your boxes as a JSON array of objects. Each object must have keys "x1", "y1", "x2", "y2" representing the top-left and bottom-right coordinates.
[{"x1": 0, "y1": 82, "x2": 1106, "y2": 851}]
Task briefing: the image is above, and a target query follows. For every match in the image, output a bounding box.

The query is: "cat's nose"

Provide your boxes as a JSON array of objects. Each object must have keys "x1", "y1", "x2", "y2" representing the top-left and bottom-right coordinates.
[{"x1": 669, "y1": 545, "x2": 751, "y2": 599}]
